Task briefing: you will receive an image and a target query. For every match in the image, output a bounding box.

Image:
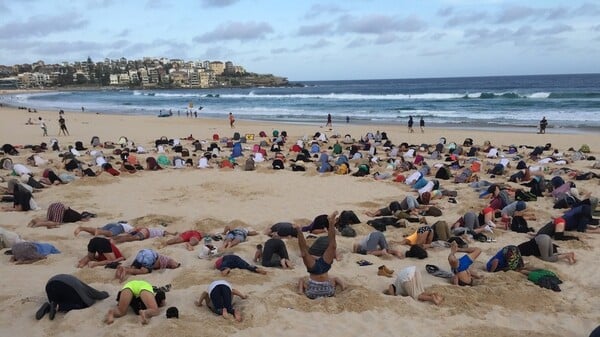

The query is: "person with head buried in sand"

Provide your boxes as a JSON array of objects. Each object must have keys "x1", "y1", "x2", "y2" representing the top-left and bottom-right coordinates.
[
  {"x1": 295, "y1": 211, "x2": 347, "y2": 299},
  {"x1": 383, "y1": 265, "x2": 443, "y2": 305},
  {"x1": 163, "y1": 229, "x2": 203, "y2": 250},
  {"x1": 104, "y1": 280, "x2": 166, "y2": 325},
  {"x1": 195, "y1": 280, "x2": 247, "y2": 322},
  {"x1": 448, "y1": 241, "x2": 483, "y2": 286}
]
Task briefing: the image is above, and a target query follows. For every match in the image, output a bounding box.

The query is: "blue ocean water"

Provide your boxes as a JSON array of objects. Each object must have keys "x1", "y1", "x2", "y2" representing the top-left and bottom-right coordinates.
[{"x1": 3, "y1": 73, "x2": 600, "y2": 129}]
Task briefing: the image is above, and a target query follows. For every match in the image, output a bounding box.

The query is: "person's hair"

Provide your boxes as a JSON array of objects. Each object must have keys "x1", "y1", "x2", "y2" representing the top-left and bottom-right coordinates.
[{"x1": 155, "y1": 290, "x2": 166, "y2": 306}]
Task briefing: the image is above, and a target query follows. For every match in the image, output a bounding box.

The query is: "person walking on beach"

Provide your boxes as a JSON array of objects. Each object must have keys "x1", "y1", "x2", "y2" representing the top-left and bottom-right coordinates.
[
  {"x1": 408, "y1": 116, "x2": 414, "y2": 133},
  {"x1": 326, "y1": 113, "x2": 333, "y2": 128},
  {"x1": 229, "y1": 112, "x2": 235, "y2": 128},
  {"x1": 58, "y1": 116, "x2": 69, "y2": 136},
  {"x1": 39, "y1": 117, "x2": 48, "y2": 136},
  {"x1": 420, "y1": 117, "x2": 425, "y2": 133},
  {"x1": 539, "y1": 116, "x2": 548, "y2": 134}
]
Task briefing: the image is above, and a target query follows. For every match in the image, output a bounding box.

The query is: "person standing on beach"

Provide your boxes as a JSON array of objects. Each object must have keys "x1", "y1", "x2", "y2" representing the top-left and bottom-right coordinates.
[
  {"x1": 229, "y1": 112, "x2": 235, "y2": 128},
  {"x1": 420, "y1": 117, "x2": 425, "y2": 133},
  {"x1": 326, "y1": 113, "x2": 332, "y2": 128},
  {"x1": 408, "y1": 116, "x2": 414, "y2": 133},
  {"x1": 539, "y1": 117, "x2": 548, "y2": 134},
  {"x1": 58, "y1": 116, "x2": 69, "y2": 136},
  {"x1": 39, "y1": 117, "x2": 48, "y2": 136}
]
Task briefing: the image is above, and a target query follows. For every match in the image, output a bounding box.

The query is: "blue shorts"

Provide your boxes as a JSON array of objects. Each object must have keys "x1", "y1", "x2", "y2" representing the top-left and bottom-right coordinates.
[
  {"x1": 307, "y1": 257, "x2": 331, "y2": 275},
  {"x1": 454, "y1": 255, "x2": 473, "y2": 273},
  {"x1": 101, "y1": 223, "x2": 124, "y2": 236}
]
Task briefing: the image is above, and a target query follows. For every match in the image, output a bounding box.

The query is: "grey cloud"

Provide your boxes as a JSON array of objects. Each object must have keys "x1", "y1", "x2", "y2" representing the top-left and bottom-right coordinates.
[
  {"x1": 31, "y1": 41, "x2": 104, "y2": 56},
  {"x1": 346, "y1": 38, "x2": 368, "y2": 48},
  {"x1": 496, "y1": 5, "x2": 536, "y2": 23},
  {"x1": 202, "y1": 0, "x2": 239, "y2": 8},
  {"x1": 193, "y1": 21, "x2": 273, "y2": 43},
  {"x1": 115, "y1": 29, "x2": 130, "y2": 38},
  {"x1": 593, "y1": 24, "x2": 600, "y2": 31},
  {"x1": 537, "y1": 24, "x2": 572, "y2": 35},
  {"x1": 304, "y1": 4, "x2": 345, "y2": 19},
  {"x1": 145, "y1": 0, "x2": 168, "y2": 9},
  {"x1": 303, "y1": 38, "x2": 332, "y2": 50},
  {"x1": 337, "y1": 14, "x2": 426, "y2": 34},
  {"x1": 444, "y1": 12, "x2": 487, "y2": 27},
  {"x1": 437, "y1": 7, "x2": 453, "y2": 17},
  {"x1": 430, "y1": 32, "x2": 446, "y2": 41},
  {"x1": 463, "y1": 24, "x2": 572, "y2": 46},
  {"x1": 545, "y1": 7, "x2": 568, "y2": 20},
  {"x1": 375, "y1": 33, "x2": 398, "y2": 45},
  {"x1": 271, "y1": 48, "x2": 289, "y2": 54},
  {"x1": 0, "y1": 13, "x2": 88, "y2": 39},
  {"x1": 203, "y1": 46, "x2": 236, "y2": 59},
  {"x1": 297, "y1": 23, "x2": 333, "y2": 36},
  {"x1": 572, "y1": 2, "x2": 600, "y2": 16}
]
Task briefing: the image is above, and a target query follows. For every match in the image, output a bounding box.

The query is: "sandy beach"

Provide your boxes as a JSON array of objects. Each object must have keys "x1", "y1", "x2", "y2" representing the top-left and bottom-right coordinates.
[{"x1": 1, "y1": 104, "x2": 599, "y2": 337}]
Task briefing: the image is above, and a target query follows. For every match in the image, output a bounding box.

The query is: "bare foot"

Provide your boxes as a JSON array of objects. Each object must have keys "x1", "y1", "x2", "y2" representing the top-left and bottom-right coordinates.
[
  {"x1": 222, "y1": 308, "x2": 229, "y2": 320},
  {"x1": 194, "y1": 299, "x2": 202, "y2": 307},
  {"x1": 73, "y1": 227, "x2": 81, "y2": 236},
  {"x1": 234, "y1": 309, "x2": 242, "y2": 322},
  {"x1": 139, "y1": 310, "x2": 149, "y2": 324},
  {"x1": 432, "y1": 294, "x2": 444, "y2": 305},
  {"x1": 364, "y1": 211, "x2": 377, "y2": 217},
  {"x1": 256, "y1": 268, "x2": 267, "y2": 275},
  {"x1": 104, "y1": 309, "x2": 115, "y2": 325},
  {"x1": 221, "y1": 268, "x2": 231, "y2": 276}
]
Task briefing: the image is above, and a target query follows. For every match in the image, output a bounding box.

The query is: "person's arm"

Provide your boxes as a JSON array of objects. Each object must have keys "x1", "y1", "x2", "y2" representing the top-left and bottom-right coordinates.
[
  {"x1": 87, "y1": 253, "x2": 125, "y2": 268},
  {"x1": 195, "y1": 291, "x2": 209, "y2": 306},
  {"x1": 13, "y1": 256, "x2": 47, "y2": 264},
  {"x1": 232, "y1": 288, "x2": 247, "y2": 299},
  {"x1": 2, "y1": 204, "x2": 24, "y2": 211}
]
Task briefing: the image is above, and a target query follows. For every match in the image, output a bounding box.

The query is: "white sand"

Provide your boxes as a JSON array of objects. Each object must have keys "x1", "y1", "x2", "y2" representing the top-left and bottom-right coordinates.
[{"x1": 0, "y1": 103, "x2": 599, "y2": 337}]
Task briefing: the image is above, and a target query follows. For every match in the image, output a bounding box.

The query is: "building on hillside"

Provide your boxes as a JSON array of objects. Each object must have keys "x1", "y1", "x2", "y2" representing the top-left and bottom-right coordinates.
[{"x1": 209, "y1": 61, "x2": 224, "y2": 75}]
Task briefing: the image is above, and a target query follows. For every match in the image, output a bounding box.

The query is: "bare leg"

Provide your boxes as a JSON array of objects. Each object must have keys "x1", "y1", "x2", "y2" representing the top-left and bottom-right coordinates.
[
  {"x1": 295, "y1": 225, "x2": 316, "y2": 269},
  {"x1": 321, "y1": 211, "x2": 339, "y2": 265},
  {"x1": 104, "y1": 289, "x2": 133, "y2": 324},
  {"x1": 74, "y1": 226, "x2": 96, "y2": 236}
]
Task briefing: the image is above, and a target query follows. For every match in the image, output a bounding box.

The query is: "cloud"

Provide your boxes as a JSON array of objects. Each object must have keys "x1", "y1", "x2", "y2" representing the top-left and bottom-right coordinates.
[
  {"x1": 345, "y1": 38, "x2": 368, "y2": 48},
  {"x1": 536, "y1": 24, "x2": 572, "y2": 35},
  {"x1": 593, "y1": 24, "x2": 600, "y2": 32},
  {"x1": 375, "y1": 33, "x2": 399, "y2": 45},
  {"x1": 444, "y1": 12, "x2": 488, "y2": 27},
  {"x1": 463, "y1": 24, "x2": 573, "y2": 46},
  {"x1": 271, "y1": 48, "x2": 290, "y2": 54},
  {"x1": 30, "y1": 41, "x2": 105, "y2": 56},
  {"x1": 572, "y1": 2, "x2": 600, "y2": 16},
  {"x1": 115, "y1": 29, "x2": 130, "y2": 38},
  {"x1": 430, "y1": 32, "x2": 447, "y2": 41},
  {"x1": 302, "y1": 38, "x2": 332, "y2": 50},
  {"x1": 0, "y1": 13, "x2": 88, "y2": 39},
  {"x1": 193, "y1": 21, "x2": 273, "y2": 43},
  {"x1": 337, "y1": 14, "x2": 426, "y2": 34},
  {"x1": 297, "y1": 23, "x2": 333, "y2": 36},
  {"x1": 496, "y1": 5, "x2": 537, "y2": 23},
  {"x1": 201, "y1": 0, "x2": 239, "y2": 8},
  {"x1": 145, "y1": 0, "x2": 168, "y2": 9},
  {"x1": 437, "y1": 7, "x2": 453, "y2": 17},
  {"x1": 304, "y1": 4, "x2": 345, "y2": 19}
]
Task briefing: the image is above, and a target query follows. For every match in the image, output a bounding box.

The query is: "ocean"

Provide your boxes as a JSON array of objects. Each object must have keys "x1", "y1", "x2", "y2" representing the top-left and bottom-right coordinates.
[{"x1": 2, "y1": 73, "x2": 600, "y2": 130}]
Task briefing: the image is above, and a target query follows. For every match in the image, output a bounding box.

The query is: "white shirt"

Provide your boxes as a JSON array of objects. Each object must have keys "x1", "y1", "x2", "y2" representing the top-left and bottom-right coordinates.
[
  {"x1": 119, "y1": 222, "x2": 134, "y2": 233},
  {"x1": 198, "y1": 157, "x2": 209, "y2": 168},
  {"x1": 95, "y1": 156, "x2": 107, "y2": 167},
  {"x1": 253, "y1": 152, "x2": 265, "y2": 162},
  {"x1": 487, "y1": 148, "x2": 498, "y2": 158},
  {"x1": 12, "y1": 164, "x2": 31, "y2": 176},
  {"x1": 207, "y1": 280, "x2": 231, "y2": 295}
]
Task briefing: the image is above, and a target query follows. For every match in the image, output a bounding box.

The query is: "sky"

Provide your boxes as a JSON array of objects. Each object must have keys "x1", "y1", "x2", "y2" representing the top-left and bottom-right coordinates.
[{"x1": 0, "y1": 0, "x2": 599, "y2": 81}]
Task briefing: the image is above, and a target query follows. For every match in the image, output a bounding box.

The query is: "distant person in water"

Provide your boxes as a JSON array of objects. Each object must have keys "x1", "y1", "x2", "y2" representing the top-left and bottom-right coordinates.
[
  {"x1": 326, "y1": 113, "x2": 332, "y2": 127},
  {"x1": 539, "y1": 117, "x2": 548, "y2": 134},
  {"x1": 408, "y1": 116, "x2": 414, "y2": 133},
  {"x1": 420, "y1": 117, "x2": 425, "y2": 133}
]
